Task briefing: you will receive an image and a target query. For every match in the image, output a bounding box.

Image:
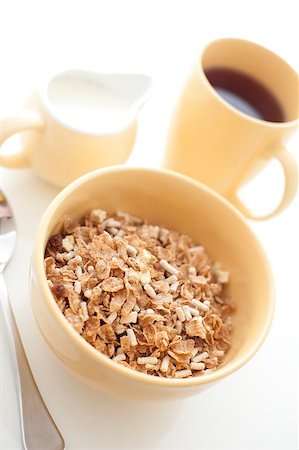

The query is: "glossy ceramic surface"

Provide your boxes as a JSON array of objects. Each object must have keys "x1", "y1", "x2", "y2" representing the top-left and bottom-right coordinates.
[
  {"x1": 164, "y1": 38, "x2": 299, "y2": 220},
  {"x1": 30, "y1": 167, "x2": 275, "y2": 400},
  {"x1": 0, "y1": 71, "x2": 151, "y2": 187}
]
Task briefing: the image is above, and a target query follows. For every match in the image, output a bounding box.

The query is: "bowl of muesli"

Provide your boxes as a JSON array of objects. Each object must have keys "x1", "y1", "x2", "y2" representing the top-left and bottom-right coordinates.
[{"x1": 30, "y1": 166, "x2": 274, "y2": 400}]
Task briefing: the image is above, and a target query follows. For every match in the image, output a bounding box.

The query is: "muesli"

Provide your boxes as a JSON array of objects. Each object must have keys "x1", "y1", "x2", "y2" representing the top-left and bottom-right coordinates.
[{"x1": 44, "y1": 210, "x2": 234, "y2": 378}]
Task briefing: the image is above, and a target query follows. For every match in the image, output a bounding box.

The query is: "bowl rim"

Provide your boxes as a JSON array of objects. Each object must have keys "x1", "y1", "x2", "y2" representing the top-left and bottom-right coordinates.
[{"x1": 33, "y1": 166, "x2": 275, "y2": 388}]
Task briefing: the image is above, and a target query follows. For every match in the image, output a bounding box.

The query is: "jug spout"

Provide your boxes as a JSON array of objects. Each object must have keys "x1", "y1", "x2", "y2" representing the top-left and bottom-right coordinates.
[
  {"x1": 124, "y1": 74, "x2": 152, "y2": 109},
  {"x1": 43, "y1": 70, "x2": 152, "y2": 134},
  {"x1": 101, "y1": 73, "x2": 152, "y2": 110}
]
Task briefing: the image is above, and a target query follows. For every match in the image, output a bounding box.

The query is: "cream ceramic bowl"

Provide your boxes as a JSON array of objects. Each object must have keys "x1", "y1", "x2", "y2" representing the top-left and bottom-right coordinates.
[{"x1": 30, "y1": 167, "x2": 275, "y2": 400}]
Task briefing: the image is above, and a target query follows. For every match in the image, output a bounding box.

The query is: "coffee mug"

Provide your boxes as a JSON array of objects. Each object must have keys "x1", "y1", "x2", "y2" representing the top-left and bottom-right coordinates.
[
  {"x1": 164, "y1": 38, "x2": 298, "y2": 220},
  {"x1": 0, "y1": 70, "x2": 151, "y2": 187}
]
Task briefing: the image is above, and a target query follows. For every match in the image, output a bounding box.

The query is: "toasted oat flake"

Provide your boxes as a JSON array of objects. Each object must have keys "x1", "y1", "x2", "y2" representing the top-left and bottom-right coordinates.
[
  {"x1": 188, "y1": 266, "x2": 197, "y2": 276},
  {"x1": 126, "y1": 244, "x2": 138, "y2": 257},
  {"x1": 191, "y1": 347, "x2": 200, "y2": 357},
  {"x1": 107, "y1": 227, "x2": 118, "y2": 236},
  {"x1": 120, "y1": 311, "x2": 138, "y2": 324},
  {"x1": 217, "y1": 270, "x2": 230, "y2": 283},
  {"x1": 45, "y1": 209, "x2": 233, "y2": 379},
  {"x1": 185, "y1": 317, "x2": 206, "y2": 338},
  {"x1": 190, "y1": 275, "x2": 208, "y2": 285},
  {"x1": 166, "y1": 275, "x2": 177, "y2": 284},
  {"x1": 62, "y1": 235, "x2": 75, "y2": 252},
  {"x1": 127, "y1": 328, "x2": 137, "y2": 346},
  {"x1": 175, "y1": 369, "x2": 192, "y2": 378},
  {"x1": 113, "y1": 353, "x2": 126, "y2": 362},
  {"x1": 90, "y1": 209, "x2": 107, "y2": 223},
  {"x1": 65, "y1": 309, "x2": 83, "y2": 333},
  {"x1": 104, "y1": 218, "x2": 121, "y2": 228},
  {"x1": 139, "y1": 271, "x2": 151, "y2": 286},
  {"x1": 101, "y1": 277, "x2": 124, "y2": 292},
  {"x1": 138, "y1": 249, "x2": 155, "y2": 263},
  {"x1": 117, "y1": 211, "x2": 143, "y2": 224},
  {"x1": 107, "y1": 311, "x2": 118, "y2": 324}
]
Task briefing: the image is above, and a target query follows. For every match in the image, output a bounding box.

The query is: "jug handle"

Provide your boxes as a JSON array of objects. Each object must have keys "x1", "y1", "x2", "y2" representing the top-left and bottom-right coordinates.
[
  {"x1": 0, "y1": 109, "x2": 44, "y2": 168},
  {"x1": 226, "y1": 146, "x2": 298, "y2": 220}
]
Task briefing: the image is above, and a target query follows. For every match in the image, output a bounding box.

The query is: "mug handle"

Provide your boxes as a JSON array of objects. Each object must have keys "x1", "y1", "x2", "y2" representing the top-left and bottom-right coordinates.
[
  {"x1": 227, "y1": 146, "x2": 298, "y2": 221},
  {"x1": 0, "y1": 109, "x2": 44, "y2": 168}
]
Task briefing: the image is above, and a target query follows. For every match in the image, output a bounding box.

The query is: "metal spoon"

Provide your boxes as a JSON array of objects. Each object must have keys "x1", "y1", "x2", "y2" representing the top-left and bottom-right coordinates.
[{"x1": 0, "y1": 190, "x2": 65, "y2": 450}]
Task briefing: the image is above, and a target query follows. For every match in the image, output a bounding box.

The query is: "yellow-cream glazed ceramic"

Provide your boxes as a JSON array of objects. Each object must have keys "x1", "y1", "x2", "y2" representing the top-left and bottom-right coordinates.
[
  {"x1": 30, "y1": 167, "x2": 275, "y2": 400},
  {"x1": 0, "y1": 71, "x2": 151, "y2": 187},
  {"x1": 164, "y1": 38, "x2": 299, "y2": 220}
]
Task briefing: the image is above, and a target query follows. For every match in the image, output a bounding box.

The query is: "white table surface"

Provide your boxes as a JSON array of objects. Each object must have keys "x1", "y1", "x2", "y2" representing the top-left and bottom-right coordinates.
[{"x1": 0, "y1": 1, "x2": 298, "y2": 449}]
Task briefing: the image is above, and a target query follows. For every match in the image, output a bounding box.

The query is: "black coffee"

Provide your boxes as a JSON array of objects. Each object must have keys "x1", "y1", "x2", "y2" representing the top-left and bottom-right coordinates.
[{"x1": 204, "y1": 67, "x2": 285, "y2": 122}]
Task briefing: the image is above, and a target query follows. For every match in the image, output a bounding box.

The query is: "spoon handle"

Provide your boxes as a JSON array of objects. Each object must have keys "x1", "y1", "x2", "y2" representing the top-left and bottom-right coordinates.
[{"x1": 0, "y1": 274, "x2": 65, "y2": 450}]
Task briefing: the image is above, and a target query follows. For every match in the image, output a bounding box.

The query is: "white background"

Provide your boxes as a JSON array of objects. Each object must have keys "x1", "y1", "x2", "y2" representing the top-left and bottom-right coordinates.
[{"x1": 0, "y1": 1, "x2": 298, "y2": 449}]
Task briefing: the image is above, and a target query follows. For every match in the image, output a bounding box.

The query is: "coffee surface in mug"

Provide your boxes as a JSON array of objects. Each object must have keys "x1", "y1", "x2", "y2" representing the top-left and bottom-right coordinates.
[{"x1": 204, "y1": 67, "x2": 285, "y2": 122}]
